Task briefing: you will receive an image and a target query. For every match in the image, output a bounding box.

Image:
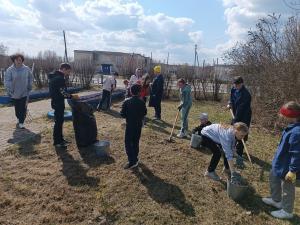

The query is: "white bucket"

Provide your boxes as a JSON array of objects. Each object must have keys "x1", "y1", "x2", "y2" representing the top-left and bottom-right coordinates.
[{"x1": 190, "y1": 134, "x2": 202, "y2": 148}]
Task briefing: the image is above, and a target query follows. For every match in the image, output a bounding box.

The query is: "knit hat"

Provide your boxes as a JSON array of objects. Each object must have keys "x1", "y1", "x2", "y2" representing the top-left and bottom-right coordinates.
[
  {"x1": 279, "y1": 106, "x2": 300, "y2": 118},
  {"x1": 199, "y1": 113, "x2": 208, "y2": 120},
  {"x1": 154, "y1": 65, "x2": 161, "y2": 74}
]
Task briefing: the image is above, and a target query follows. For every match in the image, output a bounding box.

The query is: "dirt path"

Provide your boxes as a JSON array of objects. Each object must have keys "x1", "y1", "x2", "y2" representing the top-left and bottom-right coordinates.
[{"x1": 0, "y1": 90, "x2": 100, "y2": 152}]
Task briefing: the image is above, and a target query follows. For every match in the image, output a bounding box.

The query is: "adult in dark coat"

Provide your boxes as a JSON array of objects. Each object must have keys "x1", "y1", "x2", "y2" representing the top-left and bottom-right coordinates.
[
  {"x1": 149, "y1": 65, "x2": 164, "y2": 120},
  {"x1": 228, "y1": 76, "x2": 252, "y2": 167}
]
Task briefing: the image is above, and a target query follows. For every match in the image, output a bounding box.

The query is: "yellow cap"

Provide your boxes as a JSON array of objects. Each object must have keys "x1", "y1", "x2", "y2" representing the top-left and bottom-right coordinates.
[{"x1": 154, "y1": 65, "x2": 161, "y2": 74}]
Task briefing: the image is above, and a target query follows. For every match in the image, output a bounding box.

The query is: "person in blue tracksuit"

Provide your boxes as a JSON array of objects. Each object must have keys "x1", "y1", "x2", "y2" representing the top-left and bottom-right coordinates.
[
  {"x1": 177, "y1": 78, "x2": 192, "y2": 138},
  {"x1": 262, "y1": 101, "x2": 300, "y2": 219},
  {"x1": 227, "y1": 76, "x2": 252, "y2": 167},
  {"x1": 149, "y1": 65, "x2": 164, "y2": 120}
]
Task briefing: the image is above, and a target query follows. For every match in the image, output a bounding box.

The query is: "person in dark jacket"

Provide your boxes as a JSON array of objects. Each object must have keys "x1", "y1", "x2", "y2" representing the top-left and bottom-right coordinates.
[
  {"x1": 149, "y1": 65, "x2": 164, "y2": 120},
  {"x1": 227, "y1": 76, "x2": 252, "y2": 167},
  {"x1": 48, "y1": 63, "x2": 78, "y2": 148},
  {"x1": 192, "y1": 113, "x2": 212, "y2": 135},
  {"x1": 120, "y1": 84, "x2": 147, "y2": 169},
  {"x1": 262, "y1": 101, "x2": 300, "y2": 219}
]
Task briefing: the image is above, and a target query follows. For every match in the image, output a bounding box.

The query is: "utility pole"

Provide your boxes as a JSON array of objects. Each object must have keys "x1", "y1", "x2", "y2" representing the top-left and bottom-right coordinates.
[
  {"x1": 194, "y1": 44, "x2": 197, "y2": 72},
  {"x1": 150, "y1": 52, "x2": 153, "y2": 74},
  {"x1": 166, "y1": 52, "x2": 169, "y2": 65},
  {"x1": 166, "y1": 52, "x2": 169, "y2": 74},
  {"x1": 63, "y1": 30, "x2": 68, "y2": 62},
  {"x1": 194, "y1": 44, "x2": 200, "y2": 77}
]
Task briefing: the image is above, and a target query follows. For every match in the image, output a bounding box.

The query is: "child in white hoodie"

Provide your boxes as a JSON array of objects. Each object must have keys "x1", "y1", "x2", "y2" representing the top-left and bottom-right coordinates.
[{"x1": 201, "y1": 122, "x2": 248, "y2": 181}]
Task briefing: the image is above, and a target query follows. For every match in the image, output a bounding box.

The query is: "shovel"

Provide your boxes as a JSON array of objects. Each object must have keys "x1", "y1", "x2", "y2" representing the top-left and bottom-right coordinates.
[
  {"x1": 230, "y1": 109, "x2": 253, "y2": 165},
  {"x1": 167, "y1": 110, "x2": 180, "y2": 142}
]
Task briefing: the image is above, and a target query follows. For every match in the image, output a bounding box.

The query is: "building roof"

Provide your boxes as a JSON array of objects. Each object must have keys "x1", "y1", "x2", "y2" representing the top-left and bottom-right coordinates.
[{"x1": 74, "y1": 50, "x2": 149, "y2": 59}]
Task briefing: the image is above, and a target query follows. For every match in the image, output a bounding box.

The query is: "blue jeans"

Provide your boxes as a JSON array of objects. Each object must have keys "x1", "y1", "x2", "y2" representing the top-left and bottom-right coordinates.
[
  {"x1": 98, "y1": 89, "x2": 111, "y2": 110},
  {"x1": 180, "y1": 105, "x2": 191, "y2": 133}
]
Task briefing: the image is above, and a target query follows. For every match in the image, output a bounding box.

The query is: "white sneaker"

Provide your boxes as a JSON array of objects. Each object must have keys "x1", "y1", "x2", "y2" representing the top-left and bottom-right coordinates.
[
  {"x1": 262, "y1": 197, "x2": 282, "y2": 209},
  {"x1": 177, "y1": 132, "x2": 185, "y2": 138},
  {"x1": 271, "y1": 209, "x2": 293, "y2": 219},
  {"x1": 18, "y1": 123, "x2": 25, "y2": 129},
  {"x1": 184, "y1": 132, "x2": 191, "y2": 138},
  {"x1": 204, "y1": 171, "x2": 221, "y2": 181}
]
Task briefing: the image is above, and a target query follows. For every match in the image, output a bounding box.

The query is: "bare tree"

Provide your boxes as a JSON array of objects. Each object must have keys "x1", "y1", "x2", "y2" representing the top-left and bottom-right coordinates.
[
  {"x1": 72, "y1": 60, "x2": 96, "y2": 88},
  {"x1": 225, "y1": 14, "x2": 300, "y2": 128},
  {"x1": 0, "y1": 43, "x2": 11, "y2": 84},
  {"x1": 115, "y1": 54, "x2": 148, "y2": 79},
  {"x1": 26, "y1": 50, "x2": 63, "y2": 88}
]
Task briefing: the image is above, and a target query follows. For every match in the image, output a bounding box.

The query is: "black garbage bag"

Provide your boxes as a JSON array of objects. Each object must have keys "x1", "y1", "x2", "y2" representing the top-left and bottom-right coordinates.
[{"x1": 69, "y1": 100, "x2": 98, "y2": 147}]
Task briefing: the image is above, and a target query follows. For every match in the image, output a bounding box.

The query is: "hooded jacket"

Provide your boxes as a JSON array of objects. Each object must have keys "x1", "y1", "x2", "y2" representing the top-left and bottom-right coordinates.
[
  {"x1": 229, "y1": 85, "x2": 252, "y2": 126},
  {"x1": 48, "y1": 71, "x2": 71, "y2": 109},
  {"x1": 201, "y1": 124, "x2": 236, "y2": 160},
  {"x1": 179, "y1": 84, "x2": 192, "y2": 108},
  {"x1": 4, "y1": 64, "x2": 33, "y2": 99},
  {"x1": 272, "y1": 122, "x2": 300, "y2": 179},
  {"x1": 120, "y1": 96, "x2": 147, "y2": 127}
]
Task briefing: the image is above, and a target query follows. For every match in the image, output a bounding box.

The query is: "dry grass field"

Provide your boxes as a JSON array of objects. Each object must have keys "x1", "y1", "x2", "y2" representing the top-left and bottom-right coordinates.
[{"x1": 0, "y1": 100, "x2": 299, "y2": 225}]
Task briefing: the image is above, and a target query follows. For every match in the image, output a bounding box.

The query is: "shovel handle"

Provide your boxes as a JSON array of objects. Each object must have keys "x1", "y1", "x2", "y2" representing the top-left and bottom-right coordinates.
[
  {"x1": 229, "y1": 109, "x2": 253, "y2": 165},
  {"x1": 169, "y1": 110, "x2": 180, "y2": 140}
]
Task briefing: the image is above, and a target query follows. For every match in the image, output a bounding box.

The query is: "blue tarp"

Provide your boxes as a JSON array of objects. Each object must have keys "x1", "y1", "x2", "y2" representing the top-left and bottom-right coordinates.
[
  {"x1": 0, "y1": 87, "x2": 83, "y2": 104},
  {"x1": 67, "y1": 89, "x2": 126, "y2": 109}
]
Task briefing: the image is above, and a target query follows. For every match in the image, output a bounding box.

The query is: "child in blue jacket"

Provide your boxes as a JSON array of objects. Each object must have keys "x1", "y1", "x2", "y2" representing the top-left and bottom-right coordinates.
[{"x1": 262, "y1": 101, "x2": 300, "y2": 219}]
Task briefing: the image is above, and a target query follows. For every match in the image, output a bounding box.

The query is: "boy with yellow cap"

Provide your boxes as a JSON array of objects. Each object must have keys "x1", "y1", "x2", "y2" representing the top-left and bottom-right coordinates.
[{"x1": 149, "y1": 65, "x2": 164, "y2": 120}]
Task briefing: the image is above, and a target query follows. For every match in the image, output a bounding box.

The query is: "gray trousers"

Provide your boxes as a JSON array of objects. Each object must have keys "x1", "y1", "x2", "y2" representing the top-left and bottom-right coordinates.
[
  {"x1": 269, "y1": 170, "x2": 295, "y2": 213},
  {"x1": 180, "y1": 105, "x2": 191, "y2": 133}
]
